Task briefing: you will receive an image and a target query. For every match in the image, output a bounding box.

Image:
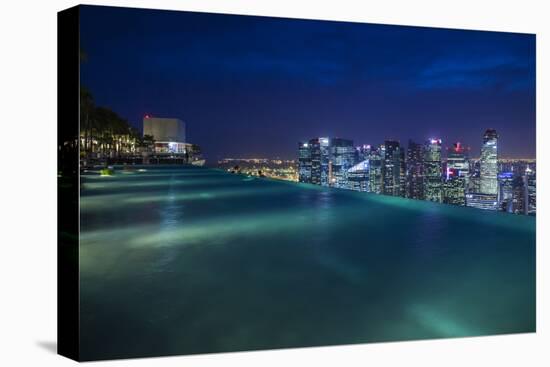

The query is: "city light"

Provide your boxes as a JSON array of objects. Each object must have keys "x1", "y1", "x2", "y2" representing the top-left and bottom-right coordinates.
[{"x1": 295, "y1": 130, "x2": 535, "y2": 215}]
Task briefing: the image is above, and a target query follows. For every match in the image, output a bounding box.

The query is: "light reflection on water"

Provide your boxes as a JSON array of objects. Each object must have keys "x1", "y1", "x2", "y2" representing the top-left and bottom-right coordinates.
[{"x1": 79, "y1": 166, "x2": 535, "y2": 360}]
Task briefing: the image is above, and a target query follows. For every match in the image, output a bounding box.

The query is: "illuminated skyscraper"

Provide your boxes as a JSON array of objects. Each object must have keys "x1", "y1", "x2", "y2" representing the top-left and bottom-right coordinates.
[
  {"x1": 444, "y1": 168, "x2": 466, "y2": 206},
  {"x1": 423, "y1": 138, "x2": 443, "y2": 203},
  {"x1": 368, "y1": 149, "x2": 383, "y2": 194},
  {"x1": 405, "y1": 140, "x2": 424, "y2": 200},
  {"x1": 356, "y1": 144, "x2": 373, "y2": 161},
  {"x1": 511, "y1": 176, "x2": 527, "y2": 214},
  {"x1": 480, "y1": 129, "x2": 498, "y2": 195},
  {"x1": 382, "y1": 140, "x2": 404, "y2": 197},
  {"x1": 447, "y1": 142, "x2": 469, "y2": 182},
  {"x1": 443, "y1": 142, "x2": 468, "y2": 206},
  {"x1": 526, "y1": 167, "x2": 536, "y2": 215},
  {"x1": 498, "y1": 172, "x2": 514, "y2": 212},
  {"x1": 308, "y1": 137, "x2": 331, "y2": 186},
  {"x1": 347, "y1": 160, "x2": 370, "y2": 192},
  {"x1": 330, "y1": 138, "x2": 356, "y2": 189},
  {"x1": 298, "y1": 142, "x2": 312, "y2": 183}
]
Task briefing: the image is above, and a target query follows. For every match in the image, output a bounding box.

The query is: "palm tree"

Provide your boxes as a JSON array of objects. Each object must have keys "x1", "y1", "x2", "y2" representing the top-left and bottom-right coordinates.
[{"x1": 80, "y1": 86, "x2": 94, "y2": 154}]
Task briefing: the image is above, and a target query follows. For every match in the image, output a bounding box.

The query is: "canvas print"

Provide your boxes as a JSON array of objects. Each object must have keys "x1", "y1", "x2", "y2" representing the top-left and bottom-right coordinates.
[{"x1": 57, "y1": 5, "x2": 536, "y2": 361}]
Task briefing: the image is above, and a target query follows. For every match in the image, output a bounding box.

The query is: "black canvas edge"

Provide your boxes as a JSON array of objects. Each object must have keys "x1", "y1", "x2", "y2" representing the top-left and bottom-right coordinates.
[{"x1": 58, "y1": 5, "x2": 80, "y2": 362}]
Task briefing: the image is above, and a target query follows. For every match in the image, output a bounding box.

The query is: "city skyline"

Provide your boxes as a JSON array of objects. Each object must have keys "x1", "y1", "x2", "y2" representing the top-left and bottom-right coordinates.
[
  {"x1": 215, "y1": 130, "x2": 536, "y2": 161},
  {"x1": 80, "y1": 6, "x2": 535, "y2": 160},
  {"x1": 296, "y1": 128, "x2": 535, "y2": 215}
]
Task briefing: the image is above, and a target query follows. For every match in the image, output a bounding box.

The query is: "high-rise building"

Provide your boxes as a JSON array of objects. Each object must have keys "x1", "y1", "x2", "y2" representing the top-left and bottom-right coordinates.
[
  {"x1": 526, "y1": 167, "x2": 536, "y2": 215},
  {"x1": 447, "y1": 142, "x2": 469, "y2": 182},
  {"x1": 498, "y1": 172, "x2": 514, "y2": 212},
  {"x1": 309, "y1": 137, "x2": 331, "y2": 186},
  {"x1": 330, "y1": 138, "x2": 356, "y2": 189},
  {"x1": 356, "y1": 144, "x2": 373, "y2": 162},
  {"x1": 423, "y1": 138, "x2": 443, "y2": 203},
  {"x1": 382, "y1": 140, "x2": 403, "y2": 197},
  {"x1": 298, "y1": 142, "x2": 312, "y2": 183},
  {"x1": 468, "y1": 160, "x2": 480, "y2": 193},
  {"x1": 480, "y1": 129, "x2": 498, "y2": 195},
  {"x1": 443, "y1": 142, "x2": 468, "y2": 206},
  {"x1": 399, "y1": 152, "x2": 406, "y2": 197},
  {"x1": 511, "y1": 176, "x2": 527, "y2": 214},
  {"x1": 406, "y1": 140, "x2": 424, "y2": 200},
  {"x1": 368, "y1": 149, "x2": 383, "y2": 194},
  {"x1": 443, "y1": 168, "x2": 466, "y2": 206},
  {"x1": 347, "y1": 160, "x2": 370, "y2": 192}
]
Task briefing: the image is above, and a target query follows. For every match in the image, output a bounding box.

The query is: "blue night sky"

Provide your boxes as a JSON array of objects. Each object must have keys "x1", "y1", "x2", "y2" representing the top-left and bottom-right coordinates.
[{"x1": 79, "y1": 5, "x2": 536, "y2": 160}]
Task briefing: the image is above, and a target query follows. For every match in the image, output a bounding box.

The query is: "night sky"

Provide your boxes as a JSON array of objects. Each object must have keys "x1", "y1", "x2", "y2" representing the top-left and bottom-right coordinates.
[{"x1": 80, "y1": 5, "x2": 536, "y2": 160}]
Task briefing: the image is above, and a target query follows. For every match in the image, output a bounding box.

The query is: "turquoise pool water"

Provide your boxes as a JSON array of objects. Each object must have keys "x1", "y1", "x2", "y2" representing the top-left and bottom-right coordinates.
[{"x1": 79, "y1": 166, "x2": 535, "y2": 360}]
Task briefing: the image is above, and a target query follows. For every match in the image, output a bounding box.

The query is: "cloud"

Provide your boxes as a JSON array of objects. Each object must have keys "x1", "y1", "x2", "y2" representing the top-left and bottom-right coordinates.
[{"x1": 415, "y1": 54, "x2": 535, "y2": 91}]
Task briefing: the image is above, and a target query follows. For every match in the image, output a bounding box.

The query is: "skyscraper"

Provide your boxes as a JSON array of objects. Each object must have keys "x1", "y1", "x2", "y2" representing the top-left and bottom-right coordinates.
[
  {"x1": 330, "y1": 138, "x2": 356, "y2": 189},
  {"x1": 444, "y1": 168, "x2": 466, "y2": 206},
  {"x1": 309, "y1": 137, "x2": 330, "y2": 186},
  {"x1": 356, "y1": 144, "x2": 373, "y2": 162},
  {"x1": 511, "y1": 175, "x2": 527, "y2": 214},
  {"x1": 382, "y1": 140, "x2": 403, "y2": 197},
  {"x1": 480, "y1": 129, "x2": 498, "y2": 195},
  {"x1": 405, "y1": 140, "x2": 424, "y2": 200},
  {"x1": 447, "y1": 142, "x2": 469, "y2": 181},
  {"x1": 498, "y1": 172, "x2": 514, "y2": 212},
  {"x1": 298, "y1": 142, "x2": 312, "y2": 183},
  {"x1": 347, "y1": 160, "x2": 370, "y2": 192},
  {"x1": 443, "y1": 142, "x2": 468, "y2": 206},
  {"x1": 526, "y1": 167, "x2": 536, "y2": 215},
  {"x1": 423, "y1": 138, "x2": 443, "y2": 203},
  {"x1": 368, "y1": 149, "x2": 383, "y2": 194},
  {"x1": 469, "y1": 160, "x2": 481, "y2": 193}
]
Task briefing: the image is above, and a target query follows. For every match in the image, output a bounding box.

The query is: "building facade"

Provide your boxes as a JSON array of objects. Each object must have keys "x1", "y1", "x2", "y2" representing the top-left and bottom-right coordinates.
[
  {"x1": 526, "y1": 168, "x2": 536, "y2": 215},
  {"x1": 498, "y1": 172, "x2": 514, "y2": 212},
  {"x1": 298, "y1": 142, "x2": 312, "y2": 183},
  {"x1": 330, "y1": 138, "x2": 356, "y2": 189},
  {"x1": 447, "y1": 142, "x2": 469, "y2": 183},
  {"x1": 443, "y1": 142, "x2": 468, "y2": 206},
  {"x1": 423, "y1": 138, "x2": 443, "y2": 203},
  {"x1": 466, "y1": 193, "x2": 498, "y2": 210},
  {"x1": 143, "y1": 116, "x2": 187, "y2": 153},
  {"x1": 347, "y1": 160, "x2": 370, "y2": 192},
  {"x1": 406, "y1": 140, "x2": 424, "y2": 200},
  {"x1": 511, "y1": 176, "x2": 527, "y2": 214},
  {"x1": 308, "y1": 137, "x2": 331, "y2": 186},
  {"x1": 368, "y1": 151, "x2": 383, "y2": 194},
  {"x1": 382, "y1": 140, "x2": 404, "y2": 197},
  {"x1": 444, "y1": 168, "x2": 466, "y2": 206},
  {"x1": 480, "y1": 129, "x2": 498, "y2": 195}
]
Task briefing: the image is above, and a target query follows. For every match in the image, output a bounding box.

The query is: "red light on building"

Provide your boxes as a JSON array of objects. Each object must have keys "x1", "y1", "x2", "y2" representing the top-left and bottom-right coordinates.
[{"x1": 453, "y1": 141, "x2": 465, "y2": 153}]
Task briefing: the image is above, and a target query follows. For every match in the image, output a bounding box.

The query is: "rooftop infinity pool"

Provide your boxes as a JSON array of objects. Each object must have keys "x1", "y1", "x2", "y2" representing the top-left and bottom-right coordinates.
[{"x1": 79, "y1": 166, "x2": 535, "y2": 360}]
